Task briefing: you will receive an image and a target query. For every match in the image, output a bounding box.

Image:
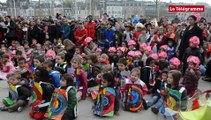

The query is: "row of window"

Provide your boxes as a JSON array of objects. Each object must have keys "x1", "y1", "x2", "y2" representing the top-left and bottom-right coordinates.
[{"x1": 107, "y1": 11, "x2": 122, "y2": 14}]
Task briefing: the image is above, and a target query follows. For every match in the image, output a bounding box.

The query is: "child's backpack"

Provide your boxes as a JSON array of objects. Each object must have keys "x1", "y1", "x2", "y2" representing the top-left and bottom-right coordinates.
[
  {"x1": 45, "y1": 86, "x2": 77, "y2": 119},
  {"x1": 122, "y1": 84, "x2": 144, "y2": 112},
  {"x1": 93, "y1": 87, "x2": 116, "y2": 117}
]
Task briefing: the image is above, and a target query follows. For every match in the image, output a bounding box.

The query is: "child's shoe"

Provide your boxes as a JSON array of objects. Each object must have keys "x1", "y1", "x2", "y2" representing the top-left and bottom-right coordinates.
[{"x1": 151, "y1": 107, "x2": 159, "y2": 114}]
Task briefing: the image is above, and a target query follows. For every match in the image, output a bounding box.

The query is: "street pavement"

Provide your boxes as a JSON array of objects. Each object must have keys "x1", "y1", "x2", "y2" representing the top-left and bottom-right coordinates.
[{"x1": 0, "y1": 79, "x2": 210, "y2": 120}]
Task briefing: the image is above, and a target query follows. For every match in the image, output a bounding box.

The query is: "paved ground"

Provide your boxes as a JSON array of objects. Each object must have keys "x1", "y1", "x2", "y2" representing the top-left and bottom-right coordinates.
[{"x1": 0, "y1": 79, "x2": 210, "y2": 120}]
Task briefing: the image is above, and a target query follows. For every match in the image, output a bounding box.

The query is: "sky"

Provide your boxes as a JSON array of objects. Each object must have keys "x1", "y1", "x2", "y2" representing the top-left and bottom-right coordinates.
[{"x1": 0, "y1": 0, "x2": 210, "y2": 5}]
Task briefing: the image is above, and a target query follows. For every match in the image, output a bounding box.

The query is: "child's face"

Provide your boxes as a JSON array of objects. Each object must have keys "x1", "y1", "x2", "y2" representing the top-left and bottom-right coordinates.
[
  {"x1": 117, "y1": 63, "x2": 126, "y2": 71},
  {"x1": 16, "y1": 54, "x2": 22, "y2": 59},
  {"x1": 36, "y1": 45, "x2": 42, "y2": 50},
  {"x1": 100, "y1": 55, "x2": 107, "y2": 62},
  {"x1": 109, "y1": 52, "x2": 115, "y2": 57},
  {"x1": 159, "y1": 49, "x2": 165, "y2": 53},
  {"x1": 43, "y1": 64, "x2": 51, "y2": 71},
  {"x1": 1, "y1": 47, "x2": 7, "y2": 53},
  {"x1": 169, "y1": 64, "x2": 175, "y2": 70},
  {"x1": 129, "y1": 45, "x2": 135, "y2": 50},
  {"x1": 9, "y1": 76, "x2": 20, "y2": 85},
  {"x1": 126, "y1": 27, "x2": 130, "y2": 31},
  {"x1": 32, "y1": 40, "x2": 37, "y2": 44},
  {"x1": 60, "y1": 77, "x2": 67, "y2": 87},
  {"x1": 33, "y1": 59, "x2": 42, "y2": 67},
  {"x1": 71, "y1": 60, "x2": 79, "y2": 68},
  {"x1": 160, "y1": 57, "x2": 166, "y2": 62},
  {"x1": 130, "y1": 72, "x2": 139, "y2": 82},
  {"x1": 188, "y1": 62, "x2": 195, "y2": 70},
  {"x1": 127, "y1": 55, "x2": 133, "y2": 61},
  {"x1": 24, "y1": 44, "x2": 29, "y2": 49},
  {"x1": 150, "y1": 60, "x2": 155, "y2": 67},
  {"x1": 87, "y1": 59, "x2": 92, "y2": 64},
  {"x1": 122, "y1": 43, "x2": 127, "y2": 47},
  {"x1": 167, "y1": 73, "x2": 173, "y2": 85},
  {"x1": 75, "y1": 48, "x2": 81, "y2": 54},
  {"x1": 46, "y1": 56, "x2": 53, "y2": 61},
  {"x1": 18, "y1": 60, "x2": 26, "y2": 68},
  {"x1": 142, "y1": 30, "x2": 146, "y2": 34},
  {"x1": 162, "y1": 73, "x2": 168, "y2": 81},
  {"x1": 2, "y1": 57, "x2": 8, "y2": 63},
  {"x1": 117, "y1": 51, "x2": 123, "y2": 57},
  {"x1": 56, "y1": 56, "x2": 64, "y2": 64},
  {"x1": 101, "y1": 77, "x2": 109, "y2": 87},
  {"x1": 168, "y1": 41, "x2": 173, "y2": 47},
  {"x1": 189, "y1": 43, "x2": 196, "y2": 48}
]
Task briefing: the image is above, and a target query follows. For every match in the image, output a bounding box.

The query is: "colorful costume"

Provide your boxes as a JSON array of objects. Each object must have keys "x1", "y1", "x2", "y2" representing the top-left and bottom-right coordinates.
[
  {"x1": 45, "y1": 86, "x2": 77, "y2": 120},
  {"x1": 29, "y1": 82, "x2": 54, "y2": 120},
  {"x1": 121, "y1": 78, "x2": 147, "y2": 112},
  {"x1": 93, "y1": 87, "x2": 116, "y2": 117}
]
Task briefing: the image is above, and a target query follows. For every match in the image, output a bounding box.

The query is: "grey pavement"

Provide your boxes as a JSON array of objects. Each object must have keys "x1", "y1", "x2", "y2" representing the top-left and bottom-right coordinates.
[{"x1": 0, "y1": 79, "x2": 210, "y2": 120}]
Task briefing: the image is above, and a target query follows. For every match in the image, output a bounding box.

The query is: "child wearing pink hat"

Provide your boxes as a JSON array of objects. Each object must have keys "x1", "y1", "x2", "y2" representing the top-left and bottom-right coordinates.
[
  {"x1": 182, "y1": 36, "x2": 201, "y2": 74},
  {"x1": 169, "y1": 57, "x2": 181, "y2": 70},
  {"x1": 157, "y1": 52, "x2": 169, "y2": 71},
  {"x1": 108, "y1": 47, "x2": 118, "y2": 67},
  {"x1": 128, "y1": 40, "x2": 137, "y2": 51},
  {"x1": 183, "y1": 56, "x2": 201, "y2": 97}
]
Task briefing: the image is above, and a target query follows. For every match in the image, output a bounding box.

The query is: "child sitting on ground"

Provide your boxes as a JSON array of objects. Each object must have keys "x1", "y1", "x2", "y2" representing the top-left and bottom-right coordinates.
[
  {"x1": 0, "y1": 72, "x2": 31, "y2": 112},
  {"x1": 121, "y1": 68, "x2": 148, "y2": 111}
]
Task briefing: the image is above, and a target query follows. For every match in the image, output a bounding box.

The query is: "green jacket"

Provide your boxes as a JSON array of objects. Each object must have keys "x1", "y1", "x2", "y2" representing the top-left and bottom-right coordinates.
[{"x1": 62, "y1": 86, "x2": 77, "y2": 119}]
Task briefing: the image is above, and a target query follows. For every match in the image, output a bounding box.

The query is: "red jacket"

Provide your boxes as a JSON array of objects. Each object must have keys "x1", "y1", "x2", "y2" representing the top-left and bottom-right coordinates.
[
  {"x1": 84, "y1": 22, "x2": 96, "y2": 40},
  {"x1": 74, "y1": 68, "x2": 88, "y2": 100},
  {"x1": 74, "y1": 27, "x2": 88, "y2": 46},
  {"x1": 133, "y1": 31, "x2": 142, "y2": 41}
]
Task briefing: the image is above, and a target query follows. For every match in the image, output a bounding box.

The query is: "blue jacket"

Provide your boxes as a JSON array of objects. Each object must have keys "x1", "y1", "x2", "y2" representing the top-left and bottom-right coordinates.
[
  {"x1": 60, "y1": 24, "x2": 70, "y2": 40},
  {"x1": 105, "y1": 28, "x2": 115, "y2": 47},
  {"x1": 49, "y1": 70, "x2": 61, "y2": 88}
]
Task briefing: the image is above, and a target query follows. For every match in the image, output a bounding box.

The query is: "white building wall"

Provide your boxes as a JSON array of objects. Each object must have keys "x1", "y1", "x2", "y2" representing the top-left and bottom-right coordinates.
[{"x1": 106, "y1": 6, "x2": 123, "y2": 18}]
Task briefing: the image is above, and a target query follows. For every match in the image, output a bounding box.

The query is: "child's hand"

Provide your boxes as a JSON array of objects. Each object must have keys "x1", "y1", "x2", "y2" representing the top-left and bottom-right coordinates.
[
  {"x1": 32, "y1": 106, "x2": 39, "y2": 112},
  {"x1": 190, "y1": 69, "x2": 195, "y2": 73}
]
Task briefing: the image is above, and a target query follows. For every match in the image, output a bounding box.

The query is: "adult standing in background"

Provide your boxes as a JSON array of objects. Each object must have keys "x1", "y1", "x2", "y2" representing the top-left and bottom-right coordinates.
[
  {"x1": 84, "y1": 15, "x2": 96, "y2": 40},
  {"x1": 5, "y1": 16, "x2": 16, "y2": 46},
  {"x1": 74, "y1": 21, "x2": 88, "y2": 46},
  {"x1": 178, "y1": 15, "x2": 203, "y2": 61}
]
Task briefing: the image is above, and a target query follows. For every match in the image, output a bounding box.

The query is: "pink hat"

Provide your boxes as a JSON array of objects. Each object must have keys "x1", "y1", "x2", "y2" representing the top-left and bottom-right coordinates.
[
  {"x1": 127, "y1": 51, "x2": 135, "y2": 57},
  {"x1": 134, "y1": 51, "x2": 142, "y2": 57},
  {"x1": 128, "y1": 40, "x2": 137, "y2": 46},
  {"x1": 117, "y1": 47, "x2": 126, "y2": 53},
  {"x1": 140, "y1": 43, "x2": 147, "y2": 51},
  {"x1": 108, "y1": 47, "x2": 117, "y2": 53},
  {"x1": 11, "y1": 50, "x2": 16, "y2": 55},
  {"x1": 85, "y1": 37, "x2": 93, "y2": 45},
  {"x1": 169, "y1": 57, "x2": 181, "y2": 68},
  {"x1": 158, "y1": 52, "x2": 167, "y2": 59},
  {"x1": 189, "y1": 36, "x2": 200, "y2": 47},
  {"x1": 160, "y1": 45, "x2": 168, "y2": 51},
  {"x1": 145, "y1": 46, "x2": 152, "y2": 52},
  {"x1": 187, "y1": 56, "x2": 200, "y2": 66},
  {"x1": 46, "y1": 49, "x2": 56, "y2": 59},
  {"x1": 194, "y1": 13, "x2": 201, "y2": 23},
  {"x1": 150, "y1": 53, "x2": 159, "y2": 61},
  {"x1": 96, "y1": 48, "x2": 102, "y2": 52},
  {"x1": 81, "y1": 53, "x2": 86, "y2": 57},
  {"x1": 26, "y1": 50, "x2": 32, "y2": 55}
]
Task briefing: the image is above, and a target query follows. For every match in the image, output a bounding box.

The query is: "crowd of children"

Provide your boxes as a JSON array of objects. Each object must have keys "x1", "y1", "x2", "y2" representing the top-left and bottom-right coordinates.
[{"x1": 0, "y1": 13, "x2": 211, "y2": 120}]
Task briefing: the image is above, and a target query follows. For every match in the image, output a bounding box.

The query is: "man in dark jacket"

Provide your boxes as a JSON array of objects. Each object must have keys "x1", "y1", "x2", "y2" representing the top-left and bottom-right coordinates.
[
  {"x1": 5, "y1": 16, "x2": 16, "y2": 46},
  {"x1": 178, "y1": 15, "x2": 203, "y2": 60},
  {"x1": 47, "y1": 19, "x2": 59, "y2": 43}
]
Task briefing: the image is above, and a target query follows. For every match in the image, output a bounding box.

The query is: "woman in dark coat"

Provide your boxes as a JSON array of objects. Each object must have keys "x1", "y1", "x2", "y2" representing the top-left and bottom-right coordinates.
[{"x1": 178, "y1": 15, "x2": 203, "y2": 60}]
